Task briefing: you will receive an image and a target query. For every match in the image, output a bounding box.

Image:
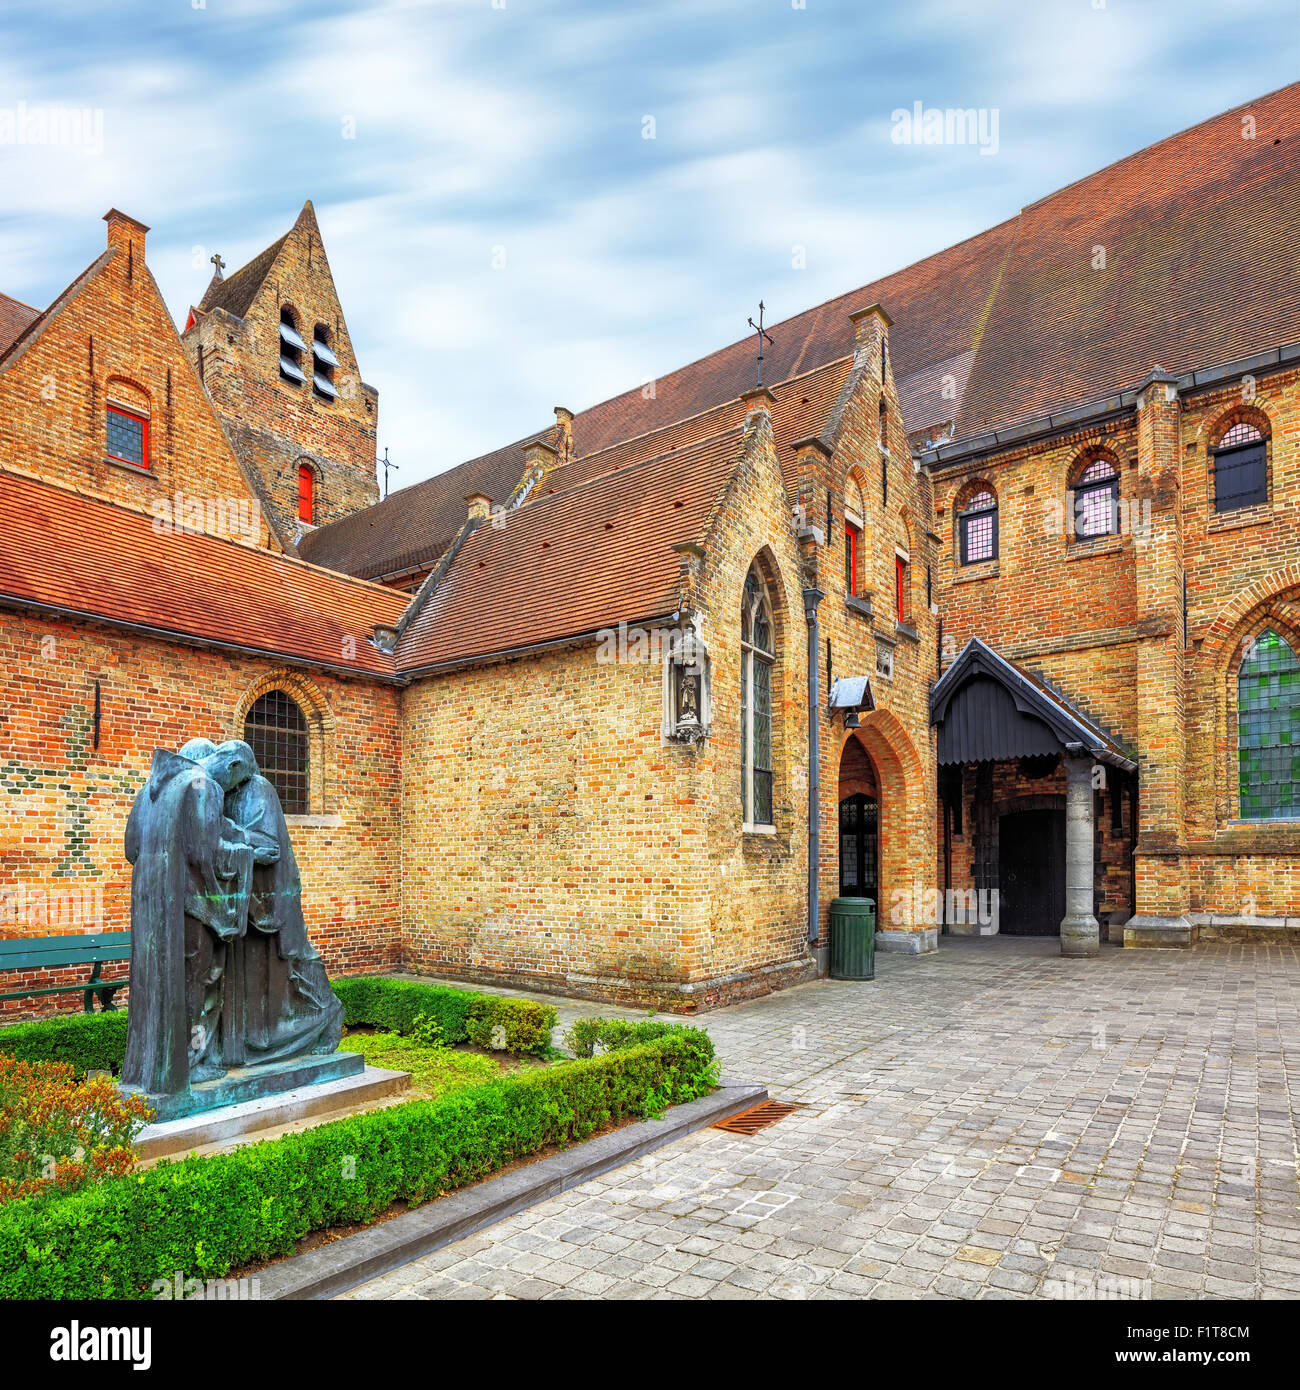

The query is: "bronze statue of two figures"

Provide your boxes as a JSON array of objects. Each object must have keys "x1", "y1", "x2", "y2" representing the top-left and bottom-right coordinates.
[{"x1": 121, "y1": 739, "x2": 343, "y2": 1114}]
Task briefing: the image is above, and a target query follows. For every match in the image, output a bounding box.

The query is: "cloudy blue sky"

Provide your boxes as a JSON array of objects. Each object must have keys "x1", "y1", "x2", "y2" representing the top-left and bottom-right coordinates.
[{"x1": 2, "y1": 0, "x2": 1298, "y2": 487}]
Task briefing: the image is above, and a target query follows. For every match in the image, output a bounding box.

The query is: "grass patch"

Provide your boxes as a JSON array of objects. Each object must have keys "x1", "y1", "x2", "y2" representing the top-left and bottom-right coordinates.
[{"x1": 342, "y1": 1030, "x2": 501, "y2": 1099}]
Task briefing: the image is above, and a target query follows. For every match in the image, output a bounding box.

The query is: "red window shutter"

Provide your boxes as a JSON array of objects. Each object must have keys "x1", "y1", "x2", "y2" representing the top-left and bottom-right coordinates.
[
  {"x1": 298, "y1": 465, "x2": 314, "y2": 523},
  {"x1": 844, "y1": 524, "x2": 856, "y2": 595}
]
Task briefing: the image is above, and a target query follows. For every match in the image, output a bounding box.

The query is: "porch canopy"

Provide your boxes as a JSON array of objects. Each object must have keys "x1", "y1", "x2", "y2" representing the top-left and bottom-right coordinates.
[
  {"x1": 929, "y1": 638, "x2": 1135, "y2": 959},
  {"x1": 929, "y1": 637, "x2": 1135, "y2": 772}
]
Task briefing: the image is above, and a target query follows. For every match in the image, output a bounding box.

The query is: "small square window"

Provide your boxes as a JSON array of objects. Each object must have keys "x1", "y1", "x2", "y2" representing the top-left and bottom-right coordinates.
[{"x1": 106, "y1": 406, "x2": 148, "y2": 468}]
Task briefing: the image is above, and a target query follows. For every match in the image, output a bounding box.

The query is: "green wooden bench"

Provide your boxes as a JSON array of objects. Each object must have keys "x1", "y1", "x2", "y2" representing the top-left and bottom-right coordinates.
[{"x1": 0, "y1": 932, "x2": 131, "y2": 1012}]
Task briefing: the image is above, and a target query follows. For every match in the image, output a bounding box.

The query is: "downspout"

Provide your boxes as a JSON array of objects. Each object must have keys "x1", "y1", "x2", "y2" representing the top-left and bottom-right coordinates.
[{"x1": 803, "y1": 587, "x2": 825, "y2": 954}]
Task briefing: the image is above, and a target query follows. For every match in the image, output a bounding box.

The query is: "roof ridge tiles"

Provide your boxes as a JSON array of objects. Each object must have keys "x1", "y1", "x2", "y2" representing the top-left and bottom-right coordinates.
[
  {"x1": 568, "y1": 353, "x2": 853, "y2": 470},
  {"x1": 538, "y1": 421, "x2": 747, "y2": 502}
]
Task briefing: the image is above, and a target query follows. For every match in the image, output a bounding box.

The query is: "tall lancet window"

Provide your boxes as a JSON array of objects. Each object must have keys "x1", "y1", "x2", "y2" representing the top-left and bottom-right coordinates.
[
  {"x1": 1239, "y1": 629, "x2": 1300, "y2": 820},
  {"x1": 740, "y1": 564, "x2": 775, "y2": 828}
]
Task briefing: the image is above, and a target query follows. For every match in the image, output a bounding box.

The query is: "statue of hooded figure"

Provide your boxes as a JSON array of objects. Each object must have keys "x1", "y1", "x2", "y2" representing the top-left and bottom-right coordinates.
[
  {"x1": 121, "y1": 745, "x2": 253, "y2": 1098},
  {"x1": 196, "y1": 739, "x2": 344, "y2": 1066}
]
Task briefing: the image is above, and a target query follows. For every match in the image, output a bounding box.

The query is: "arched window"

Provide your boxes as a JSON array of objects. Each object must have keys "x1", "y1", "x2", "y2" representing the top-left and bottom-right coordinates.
[
  {"x1": 1238, "y1": 630, "x2": 1300, "y2": 820},
  {"x1": 740, "y1": 565, "x2": 775, "y2": 827},
  {"x1": 243, "y1": 690, "x2": 309, "y2": 815},
  {"x1": 312, "y1": 324, "x2": 338, "y2": 402},
  {"x1": 844, "y1": 476, "x2": 865, "y2": 596},
  {"x1": 279, "y1": 307, "x2": 306, "y2": 385},
  {"x1": 1073, "y1": 456, "x2": 1119, "y2": 538},
  {"x1": 297, "y1": 463, "x2": 315, "y2": 524},
  {"x1": 1213, "y1": 420, "x2": 1267, "y2": 512},
  {"x1": 958, "y1": 487, "x2": 998, "y2": 564}
]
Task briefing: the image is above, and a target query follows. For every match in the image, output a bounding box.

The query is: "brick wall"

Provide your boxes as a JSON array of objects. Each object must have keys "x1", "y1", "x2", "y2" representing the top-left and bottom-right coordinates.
[
  {"x1": 0, "y1": 213, "x2": 273, "y2": 549},
  {"x1": 0, "y1": 610, "x2": 402, "y2": 1017},
  {"x1": 930, "y1": 359, "x2": 1300, "y2": 936}
]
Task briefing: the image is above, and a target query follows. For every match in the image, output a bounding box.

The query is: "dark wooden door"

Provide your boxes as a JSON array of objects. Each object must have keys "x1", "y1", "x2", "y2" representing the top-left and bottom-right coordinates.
[
  {"x1": 998, "y1": 810, "x2": 1065, "y2": 936},
  {"x1": 839, "y1": 794, "x2": 878, "y2": 904}
]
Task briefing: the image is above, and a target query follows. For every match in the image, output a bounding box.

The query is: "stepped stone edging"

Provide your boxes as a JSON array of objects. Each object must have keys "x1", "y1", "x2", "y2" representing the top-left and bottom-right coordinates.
[{"x1": 255, "y1": 1080, "x2": 768, "y2": 1301}]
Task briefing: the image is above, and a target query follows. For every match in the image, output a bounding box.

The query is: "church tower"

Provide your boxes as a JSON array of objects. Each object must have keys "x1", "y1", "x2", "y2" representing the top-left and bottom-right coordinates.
[{"x1": 181, "y1": 201, "x2": 380, "y2": 548}]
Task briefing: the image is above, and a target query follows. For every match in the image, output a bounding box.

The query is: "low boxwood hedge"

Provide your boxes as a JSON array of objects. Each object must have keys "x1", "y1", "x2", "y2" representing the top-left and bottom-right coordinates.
[
  {"x1": 333, "y1": 976, "x2": 558, "y2": 1056},
  {"x1": 565, "y1": 1016, "x2": 688, "y2": 1057},
  {"x1": 0, "y1": 977, "x2": 560, "y2": 1075},
  {"x1": 0, "y1": 1010, "x2": 129, "y2": 1079},
  {"x1": 0, "y1": 1029, "x2": 716, "y2": 1299}
]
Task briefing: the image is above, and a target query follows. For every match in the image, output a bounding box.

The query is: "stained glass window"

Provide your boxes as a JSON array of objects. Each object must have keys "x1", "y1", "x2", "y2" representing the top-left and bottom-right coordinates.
[
  {"x1": 741, "y1": 565, "x2": 775, "y2": 827},
  {"x1": 1074, "y1": 457, "x2": 1119, "y2": 538},
  {"x1": 959, "y1": 488, "x2": 997, "y2": 564},
  {"x1": 106, "y1": 406, "x2": 147, "y2": 467},
  {"x1": 244, "y1": 690, "x2": 309, "y2": 815},
  {"x1": 1238, "y1": 629, "x2": 1300, "y2": 820}
]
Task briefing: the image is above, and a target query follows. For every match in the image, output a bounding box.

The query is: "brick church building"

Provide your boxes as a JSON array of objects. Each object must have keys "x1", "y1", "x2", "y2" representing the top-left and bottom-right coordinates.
[{"x1": 3, "y1": 84, "x2": 1300, "y2": 1013}]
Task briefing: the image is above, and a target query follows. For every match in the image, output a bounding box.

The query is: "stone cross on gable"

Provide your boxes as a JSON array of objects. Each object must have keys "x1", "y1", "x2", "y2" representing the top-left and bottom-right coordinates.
[{"x1": 210, "y1": 253, "x2": 225, "y2": 278}]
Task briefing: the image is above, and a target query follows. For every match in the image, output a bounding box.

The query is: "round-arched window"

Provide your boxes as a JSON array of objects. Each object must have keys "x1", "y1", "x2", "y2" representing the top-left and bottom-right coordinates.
[
  {"x1": 243, "y1": 690, "x2": 309, "y2": 814},
  {"x1": 1213, "y1": 421, "x2": 1267, "y2": 513},
  {"x1": 1073, "y1": 456, "x2": 1119, "y2": 538},
  {"x1": 958, "y1": 487, "x2": 997, "y2": 565},
  {"x1": 1238, "y1": 630, "x2": 1300, "y2": 821}
]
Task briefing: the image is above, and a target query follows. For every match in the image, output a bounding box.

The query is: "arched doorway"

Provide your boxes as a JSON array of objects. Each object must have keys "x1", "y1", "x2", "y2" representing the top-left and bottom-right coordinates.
[{"x1": 838, "y1": 737, "x2": 879, "y2": 904}]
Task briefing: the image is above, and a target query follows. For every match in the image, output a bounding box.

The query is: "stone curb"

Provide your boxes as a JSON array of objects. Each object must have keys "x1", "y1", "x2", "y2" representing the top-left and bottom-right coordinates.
[{"x1": 257, "y1": 1081, "x2": 768, "y2": 1301}]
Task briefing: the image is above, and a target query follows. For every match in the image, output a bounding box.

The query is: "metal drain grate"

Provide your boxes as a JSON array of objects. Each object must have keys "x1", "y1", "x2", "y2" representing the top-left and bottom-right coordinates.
[{"x1": 711, "y1": 1100, "x2": 801, "y2": 1135}]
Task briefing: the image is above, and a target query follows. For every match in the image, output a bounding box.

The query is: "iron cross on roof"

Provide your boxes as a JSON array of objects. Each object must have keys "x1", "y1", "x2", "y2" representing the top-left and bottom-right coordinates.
[{"x1": 747, "y1": 301, "x2": 774, "y2": 388}]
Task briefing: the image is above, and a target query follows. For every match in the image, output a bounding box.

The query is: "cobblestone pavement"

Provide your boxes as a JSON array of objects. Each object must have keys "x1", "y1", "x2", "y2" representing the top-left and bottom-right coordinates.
[{"x1": 347, "y1": 938, "x2": 1300, "y2": 1300}]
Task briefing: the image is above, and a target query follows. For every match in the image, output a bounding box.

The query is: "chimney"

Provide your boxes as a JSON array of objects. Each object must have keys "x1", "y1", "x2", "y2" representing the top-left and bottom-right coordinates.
[
  {"x1": 554, "y1": 406, "x2": 574, "y2": 463},
  {"x1": 103, "y1": 209, "x2": 149, "y2": 276},
  {"x1": 523, "y1": 437, "x2": 559, "y2": 476},
  {"x1": 466, "y1": 493, "x2": 491, "y2": 522}
]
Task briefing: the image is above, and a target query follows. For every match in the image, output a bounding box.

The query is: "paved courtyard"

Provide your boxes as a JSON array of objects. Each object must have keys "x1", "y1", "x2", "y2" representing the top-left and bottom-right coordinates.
[{"x1": 346, "y1": 937, "x2": 1300, "y2": 1300}]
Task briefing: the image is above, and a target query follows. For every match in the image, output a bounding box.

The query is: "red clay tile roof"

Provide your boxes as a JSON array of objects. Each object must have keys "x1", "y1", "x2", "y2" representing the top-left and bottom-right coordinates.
[
  {"x1": 306, "y1": 81, "x2": 1300, "y2": 583},
  {"x1": 954, "y1": 81, "x2": 1300, "y2": 435},
  {"x1": 395, "y1": 427, "x2": 745, "y2": 672},
  {"x1": 298, "y1": 428, "x2": 558, "y2": 581},
  {"x1": 0, "y1": 293, "x2": 40, "y2": 356},
  {"x1": 0, "y1": 469, "x2": 407, "y2": 679},
  {"x1": 302, "y1": 359, "x2": 851, "y2": 585}
]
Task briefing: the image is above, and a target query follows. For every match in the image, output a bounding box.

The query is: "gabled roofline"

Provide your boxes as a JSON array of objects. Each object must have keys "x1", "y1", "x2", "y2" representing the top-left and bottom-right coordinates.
[
  {"x1": 931, "y1": 636, "x2": 1136, "y2": 770},
  {"x1": 0, "y1": 250, "x2": 112, "y2": 376}
]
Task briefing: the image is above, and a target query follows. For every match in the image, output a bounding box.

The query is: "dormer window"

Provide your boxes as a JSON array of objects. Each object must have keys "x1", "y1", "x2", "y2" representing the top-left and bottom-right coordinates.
[
  {"x1": 279, "y1": 308, "x2": 306, "y2": 385},
  {"x1": 312, "y1": 325, "x2": 338, "y2": 402},
  {"x1": 106, "y1": 404, "x2": 148, "y2": 469}
]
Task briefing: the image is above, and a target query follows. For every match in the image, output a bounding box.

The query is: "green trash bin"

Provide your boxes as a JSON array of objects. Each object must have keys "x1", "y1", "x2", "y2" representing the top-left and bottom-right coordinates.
[{"x1": 829, "y1": 896, "x2": 876, "y2": 980}]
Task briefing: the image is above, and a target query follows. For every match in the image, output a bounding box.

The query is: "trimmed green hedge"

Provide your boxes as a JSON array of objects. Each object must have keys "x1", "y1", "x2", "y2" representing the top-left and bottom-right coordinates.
[
  {"x1": 565, "y1": 1016, "x2": 688, "y2": 1058},
  {"x1": 333, "y1": 976, "x2": 558, "y2": 1056},
  {"x1": 0, "y1": 1030, "x2": 716, "y2": 1299},
  {"x1": 0, "y1": 1011, "x2": 129, "y2": 1079},
  {"x1": 0, "y1": 978, "x2": 560, "y2": 1075},
  {"x1": 332, "y1": 975, "x2": 477, "y2": 1041}
]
